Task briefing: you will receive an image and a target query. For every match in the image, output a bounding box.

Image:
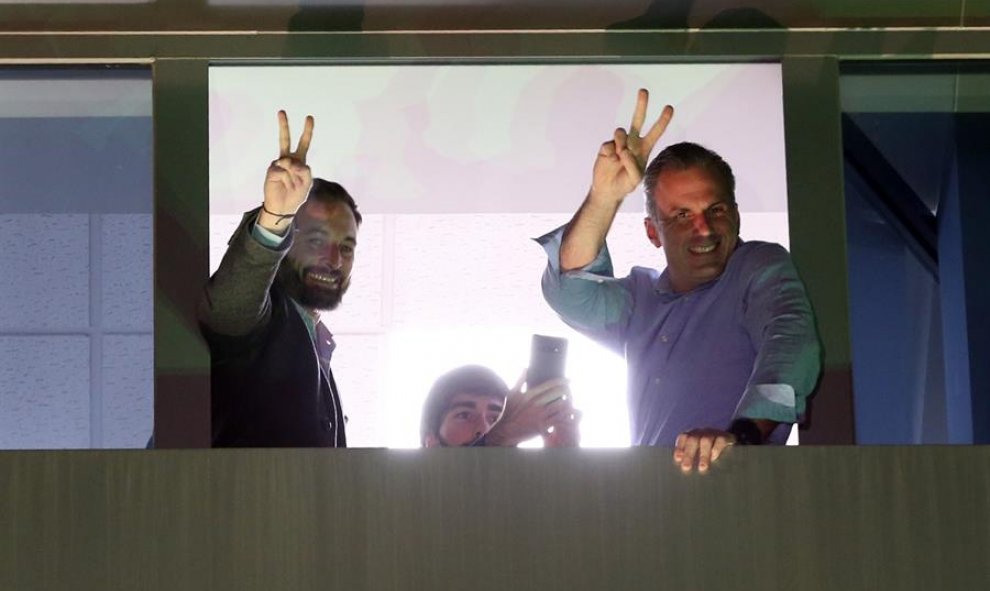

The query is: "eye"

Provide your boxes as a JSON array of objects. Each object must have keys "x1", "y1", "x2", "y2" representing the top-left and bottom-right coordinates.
[
  {"x1": 454, "y1": 411, "x2": 474, "y2": 421},
  {"x1": 308, "y1": 238, "x2": 325, "y2": 249},
  {"x1": 340, "y1": 245, "x2": 355, "y2": 257},
  {"x1": 708, "y1": 204, "x2": 728, "y2": 216}
]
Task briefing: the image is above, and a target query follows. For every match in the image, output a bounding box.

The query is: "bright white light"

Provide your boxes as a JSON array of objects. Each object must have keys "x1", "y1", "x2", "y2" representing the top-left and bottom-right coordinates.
[{"x1": 383, "y1": 326, "x2": 630, "y2": 449}]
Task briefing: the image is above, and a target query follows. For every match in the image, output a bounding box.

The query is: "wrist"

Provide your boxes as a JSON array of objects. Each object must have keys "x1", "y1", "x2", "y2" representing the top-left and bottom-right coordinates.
[
  {"x1": 728, "y1": 418, "x2": 764, "y2": 445},
  {"x1": 257, "y1": 205, "x2": 295, "y2": 235},
  {"x1": 587, "y1": 187, "x2": 627, "y2": 207}
]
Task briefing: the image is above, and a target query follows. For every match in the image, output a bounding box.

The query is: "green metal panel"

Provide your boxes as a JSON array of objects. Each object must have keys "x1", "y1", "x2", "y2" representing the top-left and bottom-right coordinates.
[
  {"x1": 153, "y1": 59, "x2": 211, "y2": 448},
  {"x1": 1, "y1": 30, "x2": 990, "y2": 61},
  {"x1": 0, "y1": 0, "x2": 984, "y2": 32},
  {"x1": 783, "y1": 57, "x2": 856, "y2": 444}
]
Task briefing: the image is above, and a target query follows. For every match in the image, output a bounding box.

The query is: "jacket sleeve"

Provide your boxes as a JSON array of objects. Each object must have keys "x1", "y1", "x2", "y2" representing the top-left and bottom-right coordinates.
[{"x1": 198, "y1": 208, "x2": 293, "y2": 339}]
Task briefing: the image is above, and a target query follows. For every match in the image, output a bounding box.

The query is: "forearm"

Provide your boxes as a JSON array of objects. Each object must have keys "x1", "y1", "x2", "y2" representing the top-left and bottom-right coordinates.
[
  {"x1": 560, "y1": 190, "x2": 623, "y2": 272},
  {"x1": 738, "y1": 247, "x2": 822, "y2": 423}
]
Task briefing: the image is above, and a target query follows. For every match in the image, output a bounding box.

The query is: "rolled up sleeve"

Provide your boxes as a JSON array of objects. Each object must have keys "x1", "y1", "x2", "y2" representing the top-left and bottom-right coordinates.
[
  {"x1": 535, "y1": 225, "x2": 632, "y2": 352},
  {"x1": 735, "y1": 245, "x2": 822, "y2": 425}
]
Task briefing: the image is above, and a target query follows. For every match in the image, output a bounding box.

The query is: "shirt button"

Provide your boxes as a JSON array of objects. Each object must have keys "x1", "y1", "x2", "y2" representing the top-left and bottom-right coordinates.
[
  {"x1": 324, "y1": 419, "x2": 333, "y2": 431},
  {"x1": 661, "y1": 335, "x2": 669, "y2": 343}
]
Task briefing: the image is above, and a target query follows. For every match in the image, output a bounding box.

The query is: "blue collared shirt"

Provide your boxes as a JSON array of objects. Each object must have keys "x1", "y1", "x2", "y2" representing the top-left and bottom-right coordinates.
[{"x1": 538, "y1": 226, "x2": 821, "y2": 446}]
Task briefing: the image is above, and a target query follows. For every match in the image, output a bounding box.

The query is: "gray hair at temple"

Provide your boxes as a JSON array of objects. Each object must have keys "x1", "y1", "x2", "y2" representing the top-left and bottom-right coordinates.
[
  {"x1": 642, "y1": 142, "x2": 736, "y2": 220},
  {"x1": 420, "y1": 365, "x2": 509, "y2": 446},
  {"x1": 307, "y1": 178, "x2": 363, "y2": 226}
]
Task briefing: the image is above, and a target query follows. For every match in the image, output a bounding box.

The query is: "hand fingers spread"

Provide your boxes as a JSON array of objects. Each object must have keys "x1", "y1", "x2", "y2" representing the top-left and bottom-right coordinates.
[
  {"x1": 617, "y1": 149, "x2": 642, "y2": 186},
  {"x1": 294, "y1": 115, "x2": 315, "y2": 162},
  {"x1": 642, "y1": 104, "x2": 674, "y2": 153},
  {"x1": 697, "y1": 437, "x2": 714, "y2": 473},
  {"x1": 598, "y1": 140, "x2": 617, "y2": 159},
  {"x1": 613, "y1": 127, "x2": 629, "y2": 152},
  {"x1": 266, "y1": 168, "x2": 294, "y2": 193},
  {"x1": 277, "y1": 110, "x2": 291, "y2": 158},
  {"x1": 710, "y1": 434, "x2": 734, "y2": 462},
  {"x1": 673, "y1": 432, "x2": 687, "y2": 462},
  {"x1": 679, "y1": 436, "x2": 699, "y2": 472},
  {"x1": 525, "y1": 377, "x2": 568, "y2": 396},
  {"x1": 629, "y1": 88, "x2": 649, "y2": 135}
]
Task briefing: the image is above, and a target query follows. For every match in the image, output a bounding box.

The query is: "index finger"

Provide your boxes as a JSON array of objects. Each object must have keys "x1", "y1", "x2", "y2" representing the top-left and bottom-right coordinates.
[
  {"x1": 277, "y1": 110, "x2": 291, "y2": 158},
  {"x1": 294, "y1": 115, "x2": 315, "y2": 162},
  {"x1": 629, "y1": 88, "x2": 649, "y2": 136}
]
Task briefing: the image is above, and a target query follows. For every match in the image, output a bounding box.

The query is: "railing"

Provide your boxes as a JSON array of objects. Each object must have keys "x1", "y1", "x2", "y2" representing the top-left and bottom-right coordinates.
[{"x1": 2, "y1": 446, "x2": 988, "y2": 589}]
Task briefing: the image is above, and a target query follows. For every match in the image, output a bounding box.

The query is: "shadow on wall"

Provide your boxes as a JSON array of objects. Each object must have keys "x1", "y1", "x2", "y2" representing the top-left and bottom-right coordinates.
[
  {"x1": 287, "y1": 5, "x2": 365, "y2": 31},
  {"x1": 608, "y1": 1, "x2": 784, "y2": 30}
]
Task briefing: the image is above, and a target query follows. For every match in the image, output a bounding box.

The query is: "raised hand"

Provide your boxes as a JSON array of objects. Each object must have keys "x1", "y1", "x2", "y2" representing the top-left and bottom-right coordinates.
[
  {"x1": 484, "y1": 376, "x2": 572, "y2": 447},
  {"x1": 543, "y1": 406, "x2": 581, "y2": 448},
  {"x1": 260, "y1": 111, "x2": 314, "y2": 230},
  {"x1": 590, "y1": 89, "x2": 674, "y2": 204}
]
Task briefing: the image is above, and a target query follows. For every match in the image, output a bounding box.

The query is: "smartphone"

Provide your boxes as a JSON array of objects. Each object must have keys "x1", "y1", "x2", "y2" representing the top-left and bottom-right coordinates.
[{"x1": 527, "y1": 334, "x2": 568, "y2": 388}]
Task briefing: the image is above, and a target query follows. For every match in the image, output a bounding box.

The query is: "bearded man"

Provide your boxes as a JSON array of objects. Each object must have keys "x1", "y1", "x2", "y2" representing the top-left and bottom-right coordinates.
[{"x1": 199, "y1": 112, "x2": 360, "y2": 447}]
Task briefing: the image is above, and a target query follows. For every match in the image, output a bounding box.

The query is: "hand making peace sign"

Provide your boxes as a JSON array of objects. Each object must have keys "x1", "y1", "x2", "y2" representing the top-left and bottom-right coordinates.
[
  {"x1": 590, "y1": 89, "x2": 674, "y2": 203},
  {"x1": 262, "y1": 110, "x2": 315, "y2": 222}
]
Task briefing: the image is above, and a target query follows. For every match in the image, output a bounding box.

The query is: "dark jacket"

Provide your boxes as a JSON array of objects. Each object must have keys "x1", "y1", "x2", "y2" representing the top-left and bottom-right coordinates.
[{"x1": 198, "y1": 209, "x2": 346, "y2": 447}]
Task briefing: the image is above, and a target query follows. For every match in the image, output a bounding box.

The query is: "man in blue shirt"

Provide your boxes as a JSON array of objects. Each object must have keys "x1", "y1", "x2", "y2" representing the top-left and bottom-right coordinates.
[{"x1": 539, "y1": 89, "x2": 821, "y2": 472}]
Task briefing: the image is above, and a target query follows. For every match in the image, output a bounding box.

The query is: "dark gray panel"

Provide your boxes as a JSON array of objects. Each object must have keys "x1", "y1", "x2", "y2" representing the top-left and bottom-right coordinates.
[{"x1": 0, "y1": 448, "x2": 988, "y2": 589}]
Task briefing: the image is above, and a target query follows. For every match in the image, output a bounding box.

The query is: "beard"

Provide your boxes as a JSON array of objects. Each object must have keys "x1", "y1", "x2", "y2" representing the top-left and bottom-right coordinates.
[{"x1": 276, "y1": 261, "x2": 349, "y2": 312}]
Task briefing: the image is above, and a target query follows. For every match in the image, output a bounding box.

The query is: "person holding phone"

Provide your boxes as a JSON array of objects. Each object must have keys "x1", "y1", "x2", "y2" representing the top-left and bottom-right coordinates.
[
  {"x1": 538, "y1": 89, "x2": 821, "y2": 472},
  {"x1": 199, "y1": 112, "x2": 361, "y2": 447},
  {"x1": 420, "y1": 365, "x2": 580, "y2": 448}
]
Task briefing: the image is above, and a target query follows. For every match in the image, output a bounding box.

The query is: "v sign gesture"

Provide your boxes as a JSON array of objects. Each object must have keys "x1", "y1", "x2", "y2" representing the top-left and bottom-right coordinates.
[
  {"x1": 591, "y1": 89, "x2": 674, "y2": 204},
  {"x1": 259, "y1": 110, "x2": 315, "y2": 233},
  {"x1": 560, "y1": 89, "x2": 673, "y2": 271}
]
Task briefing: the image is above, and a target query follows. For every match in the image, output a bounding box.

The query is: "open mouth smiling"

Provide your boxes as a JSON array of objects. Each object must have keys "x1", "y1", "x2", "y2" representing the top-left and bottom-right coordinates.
[
  {"x1": 688, "y1": 242, "x2": 718, "y2": 255},
  {"x1": 305, "y1": 270, "x2": 340, "y2": 288}
]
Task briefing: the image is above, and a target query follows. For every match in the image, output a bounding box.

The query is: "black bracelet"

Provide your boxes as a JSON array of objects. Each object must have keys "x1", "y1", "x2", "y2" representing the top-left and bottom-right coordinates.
[
  {"x1": 261, "y1": 204, "x2": 296, "y2": 223},
  {"x1": 728, "y1": 418, "x2": 764, "y2": 445}
]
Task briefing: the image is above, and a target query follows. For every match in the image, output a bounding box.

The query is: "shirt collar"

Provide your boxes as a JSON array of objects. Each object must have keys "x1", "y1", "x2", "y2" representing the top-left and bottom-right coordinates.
[{"x1": 653, "y1": 238, "x2": 745, "y2": 296}]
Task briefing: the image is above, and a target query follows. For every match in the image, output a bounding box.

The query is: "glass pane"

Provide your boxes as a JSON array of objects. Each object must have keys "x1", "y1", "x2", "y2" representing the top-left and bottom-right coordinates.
[
  {"x1": 0, "y1": 66, "x2": 153, "y2": 449},
  {"x1": 841, "y1": 62, "x2": 990, "y2": 443},
  {"x1": 209, "y1": 63, "x2": 792, "y2": 448}
]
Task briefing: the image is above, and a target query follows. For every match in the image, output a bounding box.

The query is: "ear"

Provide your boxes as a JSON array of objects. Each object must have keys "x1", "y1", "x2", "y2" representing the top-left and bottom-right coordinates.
[
  {"x1": 644, "y1": 216, "x2": 663, "y2": 248},
  {"x1": 423, "y1": 433, "x2": 440, "y2": 448}
]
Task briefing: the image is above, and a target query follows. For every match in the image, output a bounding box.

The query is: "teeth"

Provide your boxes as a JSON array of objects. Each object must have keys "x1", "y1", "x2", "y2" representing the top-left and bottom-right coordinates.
[
  {"x1": 690, "y1": 244, "x2": 716, "y2": 254},
  {"x1": 309, "y1": 273, "x2": 338, "y2": 285}
]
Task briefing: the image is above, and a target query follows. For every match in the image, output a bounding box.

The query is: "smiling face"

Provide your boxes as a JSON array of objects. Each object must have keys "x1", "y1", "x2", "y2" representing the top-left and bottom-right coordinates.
[
  {"x1": 424, "y1": 392, "x2": 506, "y2": 448},
  {"x1": 277, "y1": 199, "x2": 358, "y2": 311},
  {"x1": 643, "y1": 166, "x2": 740, "y2": 293}
]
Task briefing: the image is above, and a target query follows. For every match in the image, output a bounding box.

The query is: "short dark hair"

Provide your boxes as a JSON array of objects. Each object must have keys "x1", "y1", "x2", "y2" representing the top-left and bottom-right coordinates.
[
  {"x1": 420, "y1": 365, "x2": 509, "y2": 446},
  {"x1": 308, "y1": 178, "x2": 363, "y2": 226},
  {"x1": 642, "y1": 142, "x2": 735, "y2": 220}
]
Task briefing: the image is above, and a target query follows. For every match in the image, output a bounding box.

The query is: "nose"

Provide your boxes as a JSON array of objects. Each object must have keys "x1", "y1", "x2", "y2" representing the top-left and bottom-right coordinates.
[
  {"x1": 692, "y1": 212, "x2": 712, "y2": 236},
  {"x1": 324, "y1": 244, "x2": 343, "y2": 269}
]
